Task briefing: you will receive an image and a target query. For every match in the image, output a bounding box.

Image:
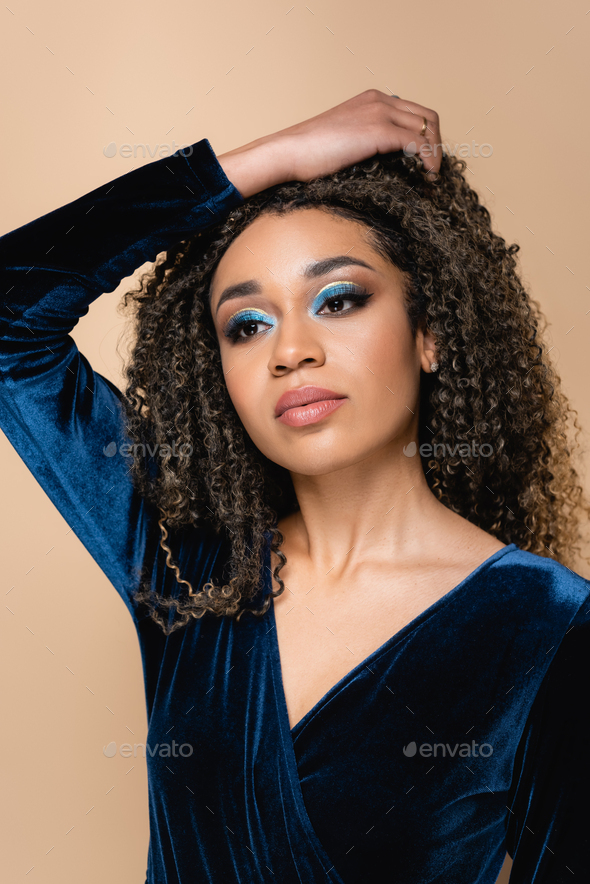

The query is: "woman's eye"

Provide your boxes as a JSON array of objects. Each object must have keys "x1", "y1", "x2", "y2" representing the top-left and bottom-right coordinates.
[
  {"x1": 317, "y1": 297, "x2": 357, "y2": 315},
  {"x1": 238, "y1": 320, "x2": 265, "y2": 338},
  {"x1": 224, "y1": 314, "x2": 273, "y2": 342},
  {"x1": 314, "y1": 286, "x2": 373, "y2": 316}
]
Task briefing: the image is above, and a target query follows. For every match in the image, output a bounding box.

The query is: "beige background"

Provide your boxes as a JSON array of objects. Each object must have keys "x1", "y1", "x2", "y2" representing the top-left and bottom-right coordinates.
[{"x1": 2, "y1": 0, "x2": 589, "y2": 881}]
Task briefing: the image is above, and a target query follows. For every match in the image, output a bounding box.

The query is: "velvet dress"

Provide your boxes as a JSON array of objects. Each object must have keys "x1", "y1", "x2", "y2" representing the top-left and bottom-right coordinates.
[{"x1": 1, "y1": 138, "x2": 589, "y2": 884}]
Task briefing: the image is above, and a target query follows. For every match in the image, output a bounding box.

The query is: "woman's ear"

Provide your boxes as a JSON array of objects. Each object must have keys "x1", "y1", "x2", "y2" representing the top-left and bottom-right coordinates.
[{"x1": 415, "y1": 318, "x2": 439, "y2": 373}]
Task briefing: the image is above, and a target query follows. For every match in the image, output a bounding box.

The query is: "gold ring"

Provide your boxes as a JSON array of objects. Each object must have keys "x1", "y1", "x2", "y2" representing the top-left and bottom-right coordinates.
[{"x1": 420, "y1": 117, "x2": 428, "y2": 137}]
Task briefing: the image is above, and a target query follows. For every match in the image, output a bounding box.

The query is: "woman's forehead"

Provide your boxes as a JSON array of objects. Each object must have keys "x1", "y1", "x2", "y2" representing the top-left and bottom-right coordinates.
[{"x1": 209, "y1": 209, "x2": 388, "y2": 303}]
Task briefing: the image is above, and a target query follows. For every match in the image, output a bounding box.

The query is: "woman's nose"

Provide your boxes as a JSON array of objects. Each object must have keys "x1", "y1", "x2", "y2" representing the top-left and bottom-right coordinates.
[{"x1": 267, "y1": 311, "x2": 326, "y2": 373}]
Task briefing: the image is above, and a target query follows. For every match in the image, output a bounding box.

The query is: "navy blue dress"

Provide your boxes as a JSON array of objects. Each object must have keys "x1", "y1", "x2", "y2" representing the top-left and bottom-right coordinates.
[{"x1": 1, "y1": 138, "x2": 589, "y2": 884}]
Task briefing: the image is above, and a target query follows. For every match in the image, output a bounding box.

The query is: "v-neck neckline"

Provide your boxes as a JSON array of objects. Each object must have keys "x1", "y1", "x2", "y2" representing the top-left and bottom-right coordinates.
[{"x1": 265, "y1": 542, "x2": 518, "y2": 738}]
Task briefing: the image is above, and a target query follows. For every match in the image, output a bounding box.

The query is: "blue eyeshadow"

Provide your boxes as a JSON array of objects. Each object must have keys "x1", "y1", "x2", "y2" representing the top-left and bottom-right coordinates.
[
  {"x1": 224, "y1": 308, "x2": 275, "y2": 338},
  {"x1": 310, "y1": 281, "x2": 359, "y2": 313}
]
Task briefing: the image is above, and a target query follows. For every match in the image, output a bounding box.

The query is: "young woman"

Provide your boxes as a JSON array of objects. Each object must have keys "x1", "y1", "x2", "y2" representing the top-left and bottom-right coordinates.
[{"x1": 1, "y1": 90, "x2": 589, "y2": 883}]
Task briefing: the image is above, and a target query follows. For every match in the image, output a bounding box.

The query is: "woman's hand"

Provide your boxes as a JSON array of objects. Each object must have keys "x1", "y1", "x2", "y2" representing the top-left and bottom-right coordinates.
[{"x1": 216, "y1": 90, "x2": 441, "y2": 199}]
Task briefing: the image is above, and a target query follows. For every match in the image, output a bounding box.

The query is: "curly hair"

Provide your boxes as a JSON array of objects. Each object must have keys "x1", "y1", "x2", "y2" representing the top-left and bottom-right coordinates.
[{"x1": 119, "y1": 149, "x2": 590, "y2": 635}]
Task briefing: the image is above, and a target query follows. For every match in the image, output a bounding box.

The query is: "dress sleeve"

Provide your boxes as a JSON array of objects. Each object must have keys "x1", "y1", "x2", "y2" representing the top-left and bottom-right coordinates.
[
  {"x1": 0, "y1": 139, "x2": 244, "y2": 621},
  {"x1": 505, "y1": 595, "x2": 590, "y2": 881}
]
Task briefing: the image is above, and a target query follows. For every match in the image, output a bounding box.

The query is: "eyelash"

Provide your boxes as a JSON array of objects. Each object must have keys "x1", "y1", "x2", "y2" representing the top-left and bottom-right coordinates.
[{"x1": 223, "y1": 284, "x2": 374, "y2": 343}]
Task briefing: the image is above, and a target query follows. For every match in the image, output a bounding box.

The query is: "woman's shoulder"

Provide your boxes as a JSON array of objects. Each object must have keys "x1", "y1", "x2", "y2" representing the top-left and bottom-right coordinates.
[
  {"x1": 481, "y1": 545, "x2": 590, "y2": 659},
  {"x1": 496, "y1": 544, "x2": 590, "y2": 601},
  {"x1": 453, "y1": 545, "x2": 590, "y2": 704},
  {"x1": 440, "y1": 515, "x2": 589, "y2": 616}
]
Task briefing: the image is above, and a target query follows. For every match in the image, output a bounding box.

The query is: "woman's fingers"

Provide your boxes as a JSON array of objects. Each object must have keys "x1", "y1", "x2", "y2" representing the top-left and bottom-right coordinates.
[
  {"x1": 385, "y1": 95, "x2": 442, "y2": 176},
  {"x1": 284, "y1": 89, "x2": 444, "y2": 182},
  {"x1": 388, "y1": 95, "x2": 440, "y2": 137}
]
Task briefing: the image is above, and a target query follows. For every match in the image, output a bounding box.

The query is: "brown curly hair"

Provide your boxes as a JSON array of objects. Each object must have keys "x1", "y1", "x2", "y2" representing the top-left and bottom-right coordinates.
[{"x1": 119, "y1": 149, "x2": 590, "y2": 635}]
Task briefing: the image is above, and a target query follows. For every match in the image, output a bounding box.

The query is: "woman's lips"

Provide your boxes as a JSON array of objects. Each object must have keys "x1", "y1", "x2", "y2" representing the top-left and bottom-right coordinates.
[
  {"x1": 275, "y1": 385, "x2": 345, "y2": 416},
  {"x1": 276, "y1": 398, "x2": 347, "y2": 427}
]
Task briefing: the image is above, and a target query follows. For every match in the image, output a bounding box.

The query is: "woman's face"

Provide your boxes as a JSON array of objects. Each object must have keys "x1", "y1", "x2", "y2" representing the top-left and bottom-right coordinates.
[{"x1": 208, "y1": 207, "x2": 436, "y2": 477}]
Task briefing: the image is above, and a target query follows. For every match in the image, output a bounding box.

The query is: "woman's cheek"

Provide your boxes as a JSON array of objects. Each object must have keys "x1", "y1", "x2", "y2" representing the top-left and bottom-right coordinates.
[
  {"x1": 225, "y1": 375, "x2": 264, "y2": 437},
  {"x1": 225, "y1": 377, "x2": 246, "y2": 418}
]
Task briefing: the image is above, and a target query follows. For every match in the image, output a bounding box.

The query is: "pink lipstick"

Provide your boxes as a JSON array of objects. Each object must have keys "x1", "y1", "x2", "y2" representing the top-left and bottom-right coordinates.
[{"x1": 275, "y1": 386, "x2": 347, "y2": 427}]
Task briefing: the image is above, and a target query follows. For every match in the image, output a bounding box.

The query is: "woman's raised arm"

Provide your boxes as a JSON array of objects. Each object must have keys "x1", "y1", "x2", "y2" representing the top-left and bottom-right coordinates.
[{"x1": 0, "y1": 138, "x2": 244, "y2": 621}]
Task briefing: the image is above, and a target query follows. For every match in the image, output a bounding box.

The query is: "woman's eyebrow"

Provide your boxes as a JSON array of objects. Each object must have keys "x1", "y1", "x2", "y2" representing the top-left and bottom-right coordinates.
[{"x1": 212, "y1": 255, "x2": 377, "y2": 317}]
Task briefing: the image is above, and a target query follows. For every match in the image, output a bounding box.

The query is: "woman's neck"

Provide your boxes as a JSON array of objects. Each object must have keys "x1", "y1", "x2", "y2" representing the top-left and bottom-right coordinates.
[{"x1": 281, "y1": 446, "x2": 451, "y2": 576}]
